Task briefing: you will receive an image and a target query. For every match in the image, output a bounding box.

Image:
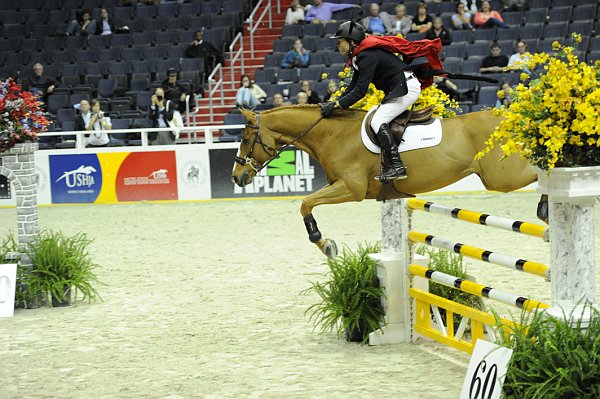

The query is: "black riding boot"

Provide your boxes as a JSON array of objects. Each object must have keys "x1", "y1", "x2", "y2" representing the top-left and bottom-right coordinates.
[{"x1": 375, "y1": 123, "x2": 407, "y2": 182}]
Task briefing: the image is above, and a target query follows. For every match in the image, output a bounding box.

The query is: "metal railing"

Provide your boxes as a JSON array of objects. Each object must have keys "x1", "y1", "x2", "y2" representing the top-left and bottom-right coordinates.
[
  {"x1": 247, "y1": 0, "x2": 272, "y2": 54},
  {"x1": 39, "y1": 125, "x2": 245, "y2": 149},
  {"x1": 229, "y1": 32, "x2": 245, "y2": 90},
  {"x1": 207, "y1": 63, "x2": 225, "y2": 124}
]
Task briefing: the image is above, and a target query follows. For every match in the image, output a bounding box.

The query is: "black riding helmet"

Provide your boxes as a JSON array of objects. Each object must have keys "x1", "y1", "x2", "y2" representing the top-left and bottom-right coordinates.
[{"x1": 330, "y1": 20, "x2": 365, "y2": 43}]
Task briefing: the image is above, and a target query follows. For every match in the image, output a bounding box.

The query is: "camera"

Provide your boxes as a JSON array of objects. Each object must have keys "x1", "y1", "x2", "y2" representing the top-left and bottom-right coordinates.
[{"x1": 156, "y1": 95, "x2": 164, "y2": 101}]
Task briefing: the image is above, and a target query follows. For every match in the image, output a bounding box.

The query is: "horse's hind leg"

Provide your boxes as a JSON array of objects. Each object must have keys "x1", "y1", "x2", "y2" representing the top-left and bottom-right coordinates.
[{"x1": 301, "y1": 179, "x2": 364, "y2": 258}]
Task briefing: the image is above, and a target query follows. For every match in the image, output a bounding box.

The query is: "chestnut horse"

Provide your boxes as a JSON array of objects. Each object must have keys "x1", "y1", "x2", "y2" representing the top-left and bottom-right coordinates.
[{"x1": 232, "y1": 105, "x2": 539, "y2": 258}]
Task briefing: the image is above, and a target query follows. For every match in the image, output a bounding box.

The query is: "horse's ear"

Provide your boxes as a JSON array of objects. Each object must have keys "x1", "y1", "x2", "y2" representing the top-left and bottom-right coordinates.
[{"x1": 239, "y1": 107, "x2": 256, "y2": 123}]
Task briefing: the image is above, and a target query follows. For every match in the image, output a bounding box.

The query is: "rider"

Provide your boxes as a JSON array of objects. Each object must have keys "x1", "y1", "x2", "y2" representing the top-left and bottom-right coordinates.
[{"x1": 320, "y1": 19, "x2": 442, "y2": 182}]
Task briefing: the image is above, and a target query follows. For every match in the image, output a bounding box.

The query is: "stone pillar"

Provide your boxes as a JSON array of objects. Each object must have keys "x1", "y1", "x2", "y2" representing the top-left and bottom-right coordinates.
[
  {"x1": 537, "y1": 166, "x2": 600, "y2": 322},
  {"x1": 0, "y1": 142, "x2": 39, "y2": 269},
  {"x1": 369, "y1": 199, "x2": 413, "y2": 345}
]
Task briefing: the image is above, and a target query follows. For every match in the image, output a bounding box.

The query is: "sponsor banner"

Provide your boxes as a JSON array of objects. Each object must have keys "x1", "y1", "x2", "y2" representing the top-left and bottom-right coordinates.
[
  {"x1": 210, "y1": 148, "x2": 329, "y2": 198},
  {"x1": 176, "y1": 146, "x2": 211, "y2": 201},
  {"x1": 50, "y1": 154, "x2": 102, "y2": 203},
  {"x1": 115, "y1": 151, "x2": 178, "y2": 201}
]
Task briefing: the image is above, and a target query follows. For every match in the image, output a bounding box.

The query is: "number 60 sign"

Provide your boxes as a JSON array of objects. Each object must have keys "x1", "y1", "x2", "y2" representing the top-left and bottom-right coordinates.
[{"x1": 460, "y1": 340, "x2": 513, "y2": 399}]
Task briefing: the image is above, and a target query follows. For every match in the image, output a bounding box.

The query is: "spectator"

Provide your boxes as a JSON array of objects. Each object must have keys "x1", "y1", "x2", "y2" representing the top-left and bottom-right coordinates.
[
  {"x1": 480, "y1": 42, "x2": 509, "y2": 74},
  {"x1": 296, "y1": 91, "x2": 309, "y2": 105},
  {"x1": 425, "y1": 17, "x2": 452, "y2": 46},
  {"x1": 495, "y1": 82, "x2": 513, "y2": 108},
  {"x1": 304, "y1": 0, "x2": 358, "y2": 24},
  {"x1": 236, "y1": 74, "x2": 267, "y2": 108},
  {"x1": 300, "y1": 80, "x2": 321, "y2": 104},
  {"x1": 361, "y1": 3, "x2": 392, "y2": 36},
  {"x1": 389, "y1": 4, "x2": 412, "y2": 37},
  {"x1": 94, "y1": 7, "x2": 130, "y2": 35},
  {"x1": 273, "y1": 93, "x2": 287, "y2": 107},
  {"x1": 84, "y1": 99, "x2": 112, "y2": 147},
  {"x1": 148, "y1": 87, "x2": 177, "y2": 146},
  {"x1": 22, "y1": 63, "x2": 59, "y2": 105},
  {"x1": 507, "y1": 40, "x2": 532, "y2": 74},
  {"x1": 281, "y1": 38, "x2": 310, "y2": 68},
  {"x1": 410, "y1": 3, "x2": 433, "y2": 33},
  {"x1": 185, "y1": 30, "x2": 224, "y2": 82},
  {"x1": 285, "y1": 0, "x2": 305, "y2": 25},
  {"x1": 474, "y1": 1, "x2": 509, "y2": 29},
  {"x1": 323, "y1": 80, "x2": 338, "y2": 102},
  {"x1": 503, "y1": 0, "x2": 529, "y2": 12},
  {"x1": 66, "y1": 8, "x2": 96, "y2": 36},
  {"x1": 161, "y1": 68, "x2": 194, "y2": 113},
  {"x1": 459, "y1": 0, "x2": 478, "y2": 14},
  {"x1": 452, "y1": 2, "x2": 474, "y2": 30}
]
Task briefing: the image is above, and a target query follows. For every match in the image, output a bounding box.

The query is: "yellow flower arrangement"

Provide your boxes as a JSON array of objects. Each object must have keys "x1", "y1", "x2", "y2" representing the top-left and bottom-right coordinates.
[
  {"x1": 323, "y1": 67, "x2": 460, "y2": 118},
  {"x1": 476, "y1": 33, "x2": 600, "y2": 170}
]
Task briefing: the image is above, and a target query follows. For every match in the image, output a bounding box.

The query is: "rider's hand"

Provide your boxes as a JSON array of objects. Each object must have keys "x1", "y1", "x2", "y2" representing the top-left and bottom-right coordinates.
[{"x1": 320, "y1": 102, "x2": 337, "y2": 118}]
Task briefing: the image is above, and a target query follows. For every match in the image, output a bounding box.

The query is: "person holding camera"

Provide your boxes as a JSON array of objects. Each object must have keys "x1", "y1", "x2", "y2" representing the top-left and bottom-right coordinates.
[
  {"x1": 75, "y1": 99, "x2": 112, "y2": 147},
  {"x1": 148, "y1": 87, "x2": 177, "y2": 146}
]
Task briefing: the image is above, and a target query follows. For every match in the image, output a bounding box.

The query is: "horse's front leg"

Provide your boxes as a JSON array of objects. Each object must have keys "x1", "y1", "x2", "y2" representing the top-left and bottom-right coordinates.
[{"x1": 301, "y1": 179, "x2": 363, "y2": 258}]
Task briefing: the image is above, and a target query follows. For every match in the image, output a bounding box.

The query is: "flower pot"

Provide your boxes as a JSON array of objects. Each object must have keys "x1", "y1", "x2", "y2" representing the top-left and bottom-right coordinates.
[
  {"x1": 344, "y1": 326, "x2": 366, "y2": 343},
  {"x1": 51, "y1": 285, "x2": 72, "y2": 307}
]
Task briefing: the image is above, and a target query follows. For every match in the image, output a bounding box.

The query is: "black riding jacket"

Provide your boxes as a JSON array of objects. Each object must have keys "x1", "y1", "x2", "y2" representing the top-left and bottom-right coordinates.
[{"x1": 338, "y1": 48, "x2": 413, "y2": 109}]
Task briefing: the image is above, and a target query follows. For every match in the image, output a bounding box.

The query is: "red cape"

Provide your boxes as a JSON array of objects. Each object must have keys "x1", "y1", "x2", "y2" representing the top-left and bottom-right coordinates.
[{"x1": 352, "y1": 36, "x2": 444, "y2": 89}]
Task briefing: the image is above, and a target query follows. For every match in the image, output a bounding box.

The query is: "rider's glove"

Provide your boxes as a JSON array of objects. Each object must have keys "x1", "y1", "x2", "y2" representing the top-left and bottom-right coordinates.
[{"x1": 320, "y1": 102, "x2": 337, "y2": 118}]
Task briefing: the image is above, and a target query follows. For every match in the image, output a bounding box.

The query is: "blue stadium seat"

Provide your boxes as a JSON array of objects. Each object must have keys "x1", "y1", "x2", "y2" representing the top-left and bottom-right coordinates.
[
  {"x1": 477, "y1": 87, "x2": 498, "y2": 106},
  {"x1": 254, "y1": 69, "x2": 276, "y2": 84},
  {"x1": 157, "y1": 2, "x2": 178, "y2": 18},
  {"x1": 519, "y1": 24, "x2": 543, "y2": 40},
  {"x1": 568, "y1": 21, "x2": 594, "y2": 37},
  {"x1": 451, "y1": 30, "x2": 472, "y2": 44},
  {"x1": 56, "y1": 108, "x2": 76, "y2": 126},
  {"x1": 277, "y1": 68, "x2": 298, "y2": 83},
  {"x1": 299, "y1": 66, "x2": 323, "y2": 82},
  {"x1": 543, "y1": 22, "x2": 568, "y2": 40},
  {"x1": 136, "y1": 4, "x2": 157, "y2": 19},
  {"x1": 444, "y1": 43, "x2": 467, "y2": 59},
  {"x1": 178, "y1": 2, "x2": 202, "y2": 16},
  {"x1": 282, "y1": 24, "x2": 302, "y2": 38},
  {"x1": 473, "y1": 27, "x2": 497, "y2": 43},
  {"x1": 547, "y1": 7, "x2": 571, "y2": 23},
  {"x1": 48, "y1": 95, "x2": 70, "y2": 115},
  {"x1": 273, "y1": 38, "x2": 294, "y2": 53}
]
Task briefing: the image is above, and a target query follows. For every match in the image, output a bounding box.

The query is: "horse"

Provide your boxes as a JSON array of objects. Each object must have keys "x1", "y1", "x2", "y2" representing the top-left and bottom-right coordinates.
[{"x1": 232, "y1": 105, "x2": 543, "y2": 258}]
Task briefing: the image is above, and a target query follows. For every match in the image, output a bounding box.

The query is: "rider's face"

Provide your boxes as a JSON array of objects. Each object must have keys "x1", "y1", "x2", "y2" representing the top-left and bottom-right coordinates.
[{"x1": 337, "y1": 38, "x2": 350, "y2": 56}]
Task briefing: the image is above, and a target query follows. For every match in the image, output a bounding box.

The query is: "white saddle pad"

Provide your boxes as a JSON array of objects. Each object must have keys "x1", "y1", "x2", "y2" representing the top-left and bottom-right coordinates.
[{"x1": 361, "y1": 107, "x2": 443, "y2": 154}]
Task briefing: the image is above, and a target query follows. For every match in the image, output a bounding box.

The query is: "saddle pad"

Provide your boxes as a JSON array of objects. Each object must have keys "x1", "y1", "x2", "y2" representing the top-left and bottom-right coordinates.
[{"x1": 361, "y1": 107, "x2": 443, "y2": 154}]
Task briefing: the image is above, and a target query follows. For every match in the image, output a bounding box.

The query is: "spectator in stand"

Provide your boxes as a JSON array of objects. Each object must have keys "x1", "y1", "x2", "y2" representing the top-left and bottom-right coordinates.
[
  {"x1": 459, "y1": 0, "x2": 478, "y2": 14},
  {"x1": 389, "y1": 4, "x2": 412, "y2": 37},
  {"x1": 273, "y1": 93, "x2": 288, "y2": 107},
  {"x1": 507, "y1": 40, "x2": 532, "y2": 74},
  {"x1": 22, "y1": 63, "x2": 59, "y2": 105},
  {"x1": 285, "y1": 0, "x2": 305, "y2": 25},
  {"x1": 474, "y1": 1, "x2": 509, "y2": 29},
  {"x1": 84, "y1": 99, "x2": 112, "y2": 147},
  {"x1": 495, "y1": 82, "x2": 513, "y2": 108},
  {"x1": 94, "y1": 7, "x2": 130, "y2": 35},
  {"x1": 236, "y1": 74, "x2": 267, "y2": 108},
  {"x1": 148, "y1": 87, "x2": 177, "y2": 146},
  {"x1": 503, "y1": 0, "x2": 529, "y2": 12},
  {"x1": 304, "y1": 0, "x2": 358, "y2": 24},
  {"x1": 480, "y1": 42, "x2": 509, "y2": 74},
  {"x1": 425, "y1": 17, "x2": 452, "y2": 46},
  {"x1": 66, "y1": 8, "x2": 96, "y2": 36},
  {"x1": 74, "y1": 99, "x2": 92, "y2": 132},
  {"x1": 452, "y1": 2, "x2": 474, "y2": 30},
  {"x1": 410, "y1": 3, "x2": 433, "y2": 33},
  {"x1": 185, "y1": 30, "x2": 224, "y2": 82},
  {"x1": 361, "y1": 3, "x2": 392, "y2": 36},
  {"x1": 300, "y1": 80, "x2": 321, "y2": 104},
  {"x1": 161, "y1": 68, "x2": 194, "y2": 113},
  {"x1": 296, "y1": 91, "x2": 309, "y2": 105},
  {"x1": 281, "y1": 38, "x2": 310, "y2": 68},
  {"x1": 323, "y1": 81, "x2": 338, "y2": 102}
]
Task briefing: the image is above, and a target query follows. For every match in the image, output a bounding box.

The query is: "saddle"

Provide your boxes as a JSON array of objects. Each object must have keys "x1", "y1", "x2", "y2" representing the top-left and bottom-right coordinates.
[{"x1": 365, "y1": 105, "x2": 435, "y2": 146}]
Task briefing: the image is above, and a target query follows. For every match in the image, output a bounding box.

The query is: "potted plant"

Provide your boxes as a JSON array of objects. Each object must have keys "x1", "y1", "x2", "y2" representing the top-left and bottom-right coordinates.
[
  {"x1": 303, "y1": 242, "x2": 386, "y2": 344},
  {"x1": 0, "y1": 78, "x2": 48, "y2": 153},
  {"x1": 26, "y1": 230, "x2": 101, "y2": 307}
]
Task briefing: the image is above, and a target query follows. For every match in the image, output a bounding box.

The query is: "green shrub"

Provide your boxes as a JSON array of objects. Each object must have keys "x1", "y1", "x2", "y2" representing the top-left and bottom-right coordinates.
[
  {"x1": 496, "y1": 305, "x2": 600, "y2": 398},
  {"x1": 303, "y1": 241, "x2": 385, "y2": 344},
  {"x1": 0, "y1": 233, "x2": 18, "y2": 263}
]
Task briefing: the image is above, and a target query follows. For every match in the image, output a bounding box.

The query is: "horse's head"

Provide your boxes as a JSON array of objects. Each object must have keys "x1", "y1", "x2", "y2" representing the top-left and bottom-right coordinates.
[{"x1": 232, "y1": 108, "x2": 280, "y2": 187}]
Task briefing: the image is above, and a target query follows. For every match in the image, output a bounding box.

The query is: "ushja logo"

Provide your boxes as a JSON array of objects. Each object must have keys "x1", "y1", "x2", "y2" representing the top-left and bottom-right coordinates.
[{"x1": 55, "y1": 165, "x2": 97, "y2": 188}]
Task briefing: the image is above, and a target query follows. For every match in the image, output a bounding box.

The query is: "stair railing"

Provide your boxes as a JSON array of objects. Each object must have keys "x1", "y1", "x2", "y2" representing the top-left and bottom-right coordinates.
[
  {"x1": 207, "y1": 63, "x2": 224, "y2": 124},
  {"x1": 247, "y1": 0, "x2": 272, "y2": 54},
  {"x1": 229, "y1": 32, "x2": 245, "y2": 90}
]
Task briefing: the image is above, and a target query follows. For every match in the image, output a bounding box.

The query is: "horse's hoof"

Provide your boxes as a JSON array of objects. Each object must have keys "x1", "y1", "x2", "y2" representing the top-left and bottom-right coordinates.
[{"x1": 323, "y1": 239, "x2": 338, "y2": 259}]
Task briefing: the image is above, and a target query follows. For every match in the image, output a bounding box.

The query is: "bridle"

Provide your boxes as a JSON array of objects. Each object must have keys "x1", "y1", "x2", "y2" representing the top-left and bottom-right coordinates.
[{"x1": 234, "y1": 113, "x2": 323, "y2": 173}]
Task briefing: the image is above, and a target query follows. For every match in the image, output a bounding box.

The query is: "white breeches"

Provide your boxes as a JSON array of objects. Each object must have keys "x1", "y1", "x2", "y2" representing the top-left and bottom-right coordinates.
[{"x1": 370, "y1": 71, "x2": 422, "y2": 132}]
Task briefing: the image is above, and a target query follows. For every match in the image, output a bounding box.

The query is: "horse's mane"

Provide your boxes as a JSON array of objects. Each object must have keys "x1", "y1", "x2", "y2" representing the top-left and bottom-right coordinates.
[{"x1": 260, "y1": 104, "x2": 368, "y2": 116}]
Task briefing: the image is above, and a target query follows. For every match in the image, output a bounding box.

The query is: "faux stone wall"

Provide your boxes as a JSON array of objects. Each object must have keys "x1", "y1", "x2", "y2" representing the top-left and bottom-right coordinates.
[{"x1": 0, "y1": 142, "x2": 39, "y2": 268}]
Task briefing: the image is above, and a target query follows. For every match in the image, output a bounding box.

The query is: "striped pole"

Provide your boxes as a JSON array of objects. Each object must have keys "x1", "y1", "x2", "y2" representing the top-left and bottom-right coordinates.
[
  {"x1": 409, "y1": 264, "x2": 550, "y2": 311},
  {"x1": 409, "y1": 231, "x2": 550, "y2": 279},
  {"x1": 407, "y1": 199, "x2": 548, "y2": 240}
]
